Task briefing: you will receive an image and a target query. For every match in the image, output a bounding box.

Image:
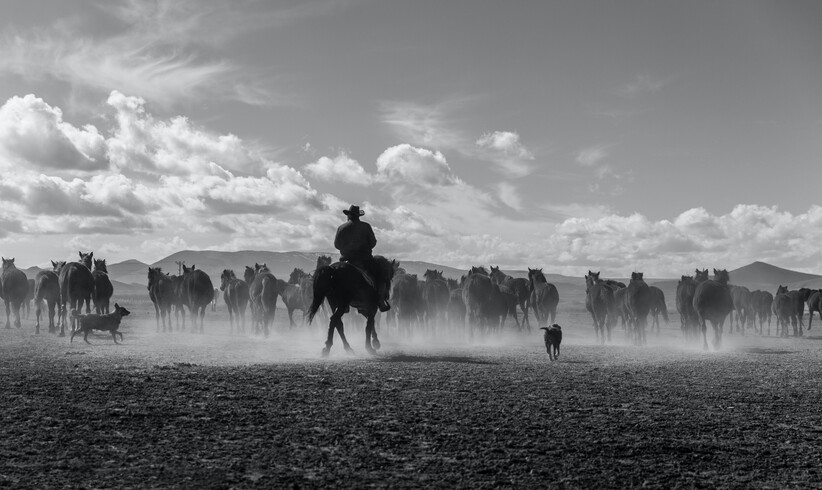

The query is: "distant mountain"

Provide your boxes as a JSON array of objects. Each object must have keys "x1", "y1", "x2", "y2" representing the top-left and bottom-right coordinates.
[
  {"x1": 729, "y1": 261, "x2": 822, "y2": 288},
  {"x1": 106, "y1": 259, "x2": 151, "y2": 285}
]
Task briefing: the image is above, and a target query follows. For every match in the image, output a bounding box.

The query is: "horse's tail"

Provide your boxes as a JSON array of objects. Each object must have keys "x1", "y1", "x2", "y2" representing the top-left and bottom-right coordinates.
[
  {"x1": 661, "y1": 304, "x2": 669, "y2": 323},
  {"x1": 308, "y1": 266, "x2": 333, "y2": 325}
]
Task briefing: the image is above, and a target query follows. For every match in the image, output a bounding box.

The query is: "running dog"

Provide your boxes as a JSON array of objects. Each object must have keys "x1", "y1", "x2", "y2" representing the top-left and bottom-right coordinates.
[
  {"x1": 540, "y1": 323, "x2": 562, "y2": 361},
  {"x1": 70, "y1": 303, "x2": 130, "y2": 344}
]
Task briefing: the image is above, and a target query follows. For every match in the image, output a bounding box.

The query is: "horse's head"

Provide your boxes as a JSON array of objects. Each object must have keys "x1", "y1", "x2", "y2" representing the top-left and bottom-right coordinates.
[
  {"x1": 585, "y1": 271, "x2": 601, "y2": 288},
  {"x1": 446, "y1": 277, "x2": 459, "y2": 290},
  {"x1": 631, "y1": 272, "x2": 644, "y2": 282},
  {"x1": 776, "y1": 285, "x2": 788, "y2": 295},
  {"x1": 528, "y1": 268, "x2": 546, "y2": 284},
  {"x1": 220, "y1": 269, "x2": 235, "y2": 290},
  {"x1": 52, "y1": 260, "x2": 66, "y2": 272},
  {"x1": 316, "y1": 255, "x2": 332, "y2": 269},
  {"x1": 93, "y1": 259, "x2": 107, "y2": 273},
  {"x1": 257, "y1": 263, "x2": 270, "y2": 273},
  {"x1": 289, "y1": 268, "x2": 306, "y2": 285},
  {"x1": 148, "y1": 267, "x2": 163, "y2": 285},
  {"x1": 680, "y1": 274, "x2": 692, "y2": 282},
  {"x1": 489, "y1": 266, "x2": 506, "y2": 283},
  {"x1": 244, "y1": 266, "x2": 256, "y2": 284},
  {"x1": 470, "y1": 266, "x2": 488, "y2": 276},
  {"x1": 713, "y1": 269, "x2": 730, "y2": 284},
  {"x1": 695, "y1": 268, "x2": 709, "y2": 282},
  {"x1": 423, "y1": 269, "x2": 443, "y2": 282},
  {"x1": 78, "y1": 251, "x2": 93, "y2": 269},
  {"x1": 393, "y1": 261, "x2": 401, "y2": 273},
  {"x1": 1, "y1": 257, "x2": 14, "y2": 270},
  {"x1": 182, "y1": 264, "x2": 195, "y2": 274}
]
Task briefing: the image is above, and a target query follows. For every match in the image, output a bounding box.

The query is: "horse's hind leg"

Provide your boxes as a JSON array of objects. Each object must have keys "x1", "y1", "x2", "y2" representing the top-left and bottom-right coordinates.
[
  {"x1": 323, "y1": 310, "x2": 343, "y2": 357},
  {"x1": 4, "y1": 300, "x2": 10, "y2": 329},
  {"x1": 12, "y1": 302, "x2": 21, "y2": 328}
]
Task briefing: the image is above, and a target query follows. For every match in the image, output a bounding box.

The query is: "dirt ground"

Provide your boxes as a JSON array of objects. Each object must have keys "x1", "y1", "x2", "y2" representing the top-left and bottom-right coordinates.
[{"x1": 0, "y1": 296, "x2": 820, "y2": 489}]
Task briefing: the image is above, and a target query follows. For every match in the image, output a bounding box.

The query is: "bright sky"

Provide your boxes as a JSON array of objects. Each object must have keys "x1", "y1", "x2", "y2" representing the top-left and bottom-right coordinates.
[{"x1": 0, "y1": 0, "x2": 820, "y2": 276}]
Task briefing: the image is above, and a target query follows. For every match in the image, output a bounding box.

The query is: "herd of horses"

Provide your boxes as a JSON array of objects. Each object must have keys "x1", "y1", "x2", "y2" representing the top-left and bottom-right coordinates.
[
  {"x1": 1, "y1": 251, "x2": 819, "y2": 355},
  {"x1": 0, "y1": 252, "x2": 114, "y2": 336},
  {"x1": 586, "y1": 268, "x2": 820, "y2": 350}
]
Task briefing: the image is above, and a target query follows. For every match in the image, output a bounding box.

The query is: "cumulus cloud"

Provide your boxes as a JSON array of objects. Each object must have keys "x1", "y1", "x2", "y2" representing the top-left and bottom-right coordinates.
[
  {"x1": 305, "y1": 153, "x2": 374, "y2": 185},
  {"x1": 476, "y1": 131, "x2": 535, "y2": 177},
  {"x1": 376, "y1": 144, "x2": 459, "y2": 187},
  {"x1": 0, "y1": 94, "x2": 108, "y2": 172}
]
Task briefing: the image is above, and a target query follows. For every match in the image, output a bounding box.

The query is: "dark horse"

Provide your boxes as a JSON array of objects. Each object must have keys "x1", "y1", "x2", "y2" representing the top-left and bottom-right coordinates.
[
  {"x1": 585, "y1": 271, "x2": 613, "y2": 344},
  {"x1": 300, "y1": 256, "x2": 331, "y2": 325},
  {"x1": 246, "y1": 263, "x2": 278, "y2": 337},
  {"x1": 180, "y1": 264, "x2": 214, "y2": 334},
  {"x1": 92, "y1": 259, "x2": 114, "y2": 314},
  {"x1": 648, "y1": 286, "x2": 668, "y2": 335},
  {"x1": 489, "y1": 266, "x2": 532, "y2": 330},
  {"x1": 220, "y1": 269, "x2": 249, "y2": 334},
  {"x1": 278, "y1": 270, "x2": 306, "y2": 328},
  {"x1": 391, "y1": 269, "x2": 422, "y2": 336},
  {"x1": 34, "y1": 263, "x2": 61, "y2": 334},
  {"x1": 773, "y1": 285, "x2": 794, "y2": 338},
  {"x1": 462, "y1": 266, "x2": 494, "y2": 336},
  {"x1": 58, "y1": 251, "x2": 95, "y2": 336},
  {"x1": 1, "y1": 258, "x2": 29, "y2": 329},
  {"x1": 750, "y1": 289, "x2": 773, "y2": 335},
  {"x1": 148, "y1": 267, "x2": 175, "y2": 332},
  {"x1": 308, "y1": 256, "x2": 397, "y2": 357},
  {"x1": 676, "y1": 269, "x2": 709, "y2": 339},
  {"x1": 528, "y1": 268, "x2": 559, "y2": 328},
  {"x1": 693, "y1": 269, "x2": 734, "y2": 350},
  {"x1": 421, "y1": 269, "x2": 450, "y2": 331},
  {"x1": 624, "y1": 272, "x2": 653, "y2": 346}
]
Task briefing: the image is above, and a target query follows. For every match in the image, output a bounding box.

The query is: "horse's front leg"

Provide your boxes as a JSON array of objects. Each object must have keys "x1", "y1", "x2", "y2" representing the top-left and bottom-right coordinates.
[
  {"x1": 365, "y1": 311, "x2": 379, "y2": 355},
  {"x1": 323, "y1": 309, "x2": 343, "y2": 357},
  {"x1": 4, "y1": 300, "x2": 10, "y2": 329}
]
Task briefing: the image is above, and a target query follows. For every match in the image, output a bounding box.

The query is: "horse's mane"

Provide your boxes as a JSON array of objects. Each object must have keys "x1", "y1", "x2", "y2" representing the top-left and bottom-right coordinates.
[
  {"x1": 374, "y1": 256, "x2": 397, "y2": 281},
  {"x1": 470, "y1": 266, "x2": 489, "y2": 276}
]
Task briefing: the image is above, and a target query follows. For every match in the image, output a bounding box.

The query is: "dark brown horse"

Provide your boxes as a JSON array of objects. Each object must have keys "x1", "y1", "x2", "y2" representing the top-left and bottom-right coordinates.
[
  {"x1": 1, "y1": 258, "x2": 29, "y2": 329},
  {"x1": 246, "y1": 263, "x2": 278, "y2": 337},
  {"x1": 58, "y1": 251, "x2": 95, "y2": 336},
  {"x1": 277, "y1": 275, "x2": 305, "y2": 329},
  {"x1": 693, "y1": 269, "x2": 733, "y2": 350},
  {"x1": 489, "y1": 266, "x2": 532, "y2": 330},
  {"x1": 676, "y1": 269, "x2": 709, "y2": 339},
  {"x1": 749, "y1": 290, "x2": 773, "y2": 335},
  {"x1": 462, "y1": 267, "x2": 494, "y2": 336},
  {"x1": 807, "y1": 290, "x2": 822, "y2": 331},
  {"x1": 147, "y1": 267, "x2": 175, "y2": 332},
  {"x1": 773, "y1": 285, "x2": 795, "y2": 338},
  {"x1": 624, "y1": 272, "x2": 653, "y2": 346},
  {"x1": 34, "y1": 264, "x2": 61, "y2": 334},
  {"x1": 528, "y1": 268, "x2": 559, "y2": 329},
  {"x1": 585, "y1": 271, "x2": 612, "y2": 344},
  {"x1": 180, "y1": 264, "x2": 214, "y2": 334},
  {"x1": 789, "y1": 288, "x2": 813, "y2": 335},
  {"x1": 308, "y1": 256, "x2": 397, "y2": 356},
  {"x1": 729, "y1": 285, "x2": 753, "y2": 335},
  {"x1": 24, "y1": 278, "x2": 34, "y2": 319},
  {"x1": 648, "y1": 286, "x2": 668, "y2": 335},
  {"x1": 220, "y1": 269, "x2": 249, "y2": 334},
  {"x1": 391, "y1": 270, "x2": 422, "y2": 336},
  {"x1": 421, "y1": 269, "x2": 450, "y2": 331},
  {"x1": 92, "y1": 259, "x2": 114, "y2": 315}
]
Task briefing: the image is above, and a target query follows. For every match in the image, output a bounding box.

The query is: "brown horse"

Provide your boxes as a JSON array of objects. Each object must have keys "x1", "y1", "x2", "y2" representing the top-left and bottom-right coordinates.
[
  {"x1": 92, "y1": 259, "x2": 114, "y2": 315},
  {"x1": 648, "y1": 286, "x2": 668, "y2": 335},
  {"x1": 528, "y1": 268, "x2": 559, "y2": 329},
  {"x1": 278, "y1": 275, "x2": 305, "y2": 329},
  {"x1": 585, "y1": 271, "x2": 612, "y2": 344},
  {"x1": 391, "y1": 270, "x2": 422, "y2": 336},
  {"x1": 773, "y1": 285, "x2": 795, "y2": 338},
  {"x1": 147, "y1": 267, "x2": 175, "y2": 332},
  {"x1": 693, "y1": 269, "x2": 733, "y2": 350},
  {"x1": 34, "y1": 264, "x2": 61, "y2": 334},
  {"x1": 750, "y1": 290, "x2": 773, "y2": 335},
  {"x1": 180, "y1": 264, "x2": 214, "y2": 334},
  {"x1": 220, "y1": 269, "x2": 249, "y2": 334},
  {"x1": 308, "y1": 256, "x2": 397, "y2": 356},
  {"x1": 624, "y1": 272, "x2": 653, "y2": 346},
  {"x1": 246, "y1": 263, "x2": 278, "y2": 337},
  {"x1": 462, "y1": 267, "x2": 494, "y2": 336},
  {"x1": 421, "y1": 269, "x2": 450, "y2": 332},
  {"x1": 489, "y1": 266, "x2": 532, "y2": 330},
  {"x1": 807, "y1": 290, "x2": 822, "y2": 331},
  {"x1": 58, "y1": 251, "x2": 95, "y2": 336},
  {"x1": 1, "y1": 258, "x2": 29, "y2": 329}
]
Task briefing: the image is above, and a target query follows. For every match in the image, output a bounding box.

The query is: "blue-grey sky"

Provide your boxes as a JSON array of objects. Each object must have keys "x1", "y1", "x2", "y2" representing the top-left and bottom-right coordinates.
[{"x1": 0, "y1": 0, "x2": 820, "y2": 276}]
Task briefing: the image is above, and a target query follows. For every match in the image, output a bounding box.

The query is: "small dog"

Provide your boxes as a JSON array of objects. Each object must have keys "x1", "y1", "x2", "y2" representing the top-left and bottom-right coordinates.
[
  {"x1": 70, "y1": 303, "x2": 130, "y2": 344},
  {"x1": 540, "y1": 324, "x2": 562, "y2": 361}
]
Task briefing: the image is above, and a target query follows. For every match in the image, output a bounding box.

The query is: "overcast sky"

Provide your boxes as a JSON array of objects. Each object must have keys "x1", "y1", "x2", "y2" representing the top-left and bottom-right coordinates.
[{"x1": 0, "y1": 0, "x2": 820, "y2": 277}]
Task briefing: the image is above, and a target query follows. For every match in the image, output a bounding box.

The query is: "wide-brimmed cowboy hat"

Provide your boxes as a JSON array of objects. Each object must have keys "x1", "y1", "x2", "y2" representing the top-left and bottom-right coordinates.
[{"x1": 342, "y1": 205, "x2": 365, "y2": 217}]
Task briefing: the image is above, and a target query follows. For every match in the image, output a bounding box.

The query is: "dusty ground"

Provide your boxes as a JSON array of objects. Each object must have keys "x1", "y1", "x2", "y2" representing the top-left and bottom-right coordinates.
[{"x1": 0, "y1": 296, "x2": 820, "y2": 489}]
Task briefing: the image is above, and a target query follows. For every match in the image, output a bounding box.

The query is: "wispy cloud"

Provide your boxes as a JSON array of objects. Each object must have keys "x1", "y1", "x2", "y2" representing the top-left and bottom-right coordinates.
[
  {"x1": 476, "y1": 131, "x2": 535, "y2": 177},
  {"x1": 575, "y1": 146, "x2": 608, "y2": 166},
  {"x1": 616, "y1": 73, "x2": 671, "y2": 99},
  {"x1": 0, "y1": 0, "x2": 345, "y2": 108},
  {"x1": 379, "y1": 100, "x2": 471, "y2": 152}
]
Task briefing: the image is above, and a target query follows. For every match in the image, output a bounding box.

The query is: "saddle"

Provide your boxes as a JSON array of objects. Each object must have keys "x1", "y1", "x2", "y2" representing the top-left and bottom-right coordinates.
[{"x1": 337, "y1": 260, "x2": 376, "y2": 289}]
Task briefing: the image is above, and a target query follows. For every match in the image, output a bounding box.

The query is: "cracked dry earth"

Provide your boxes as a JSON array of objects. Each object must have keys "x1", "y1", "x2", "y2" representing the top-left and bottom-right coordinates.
[{"x1": 0, "y1": 303, "x2": 821, "y2": 488}]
